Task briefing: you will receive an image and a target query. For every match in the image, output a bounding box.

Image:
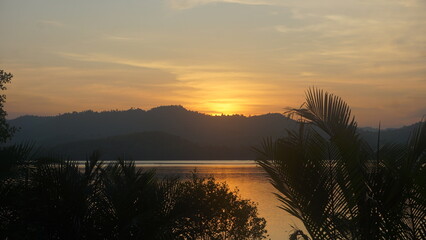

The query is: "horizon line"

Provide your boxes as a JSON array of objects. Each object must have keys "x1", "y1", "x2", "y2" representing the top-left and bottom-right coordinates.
[{"x1": 6, "y1": 105, "x2": 419, "y2": 130}]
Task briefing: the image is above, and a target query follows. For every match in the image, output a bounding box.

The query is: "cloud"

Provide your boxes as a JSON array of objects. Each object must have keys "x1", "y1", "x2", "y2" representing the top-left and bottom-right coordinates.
[
  {"x1": 275, "y1": 15, "x2": 381, "y2": 36},
  {"x1": 38, "y1": 20, "x2": 64, "y2": 27},
  {"x1": 57, "y1": 52, "x2": 244, "y2": 82},
  {"x1": 103, "y1": 34, "x2": 144, "y2": 41},
  {"x1": 274, "y1": 25, "x2": 321, "y2": 33},
  {"x1": 170, "y1": 0, "x2": 403, "y2": 9},
  {"x1": 391, "y1": 0, "x2": 421, "y2": 7},
  {"x1": 168, "y1": 0, "x2": 279, "y2": 9},
  {"x1": 290, "y1": 9, "x2": 316, "y2": 19},
  {"x1": 4, "y1": 64, "x2": 200, "y2": 117},
  {"x1": 300, "y1": 72, "x2": 316, "y2": 77},
  {"x1": 272, "y1": 10, "x2": 425, "y2": 78},
  {"x1": 56, "y1": 51, "x2": 270, "y2": 100}
]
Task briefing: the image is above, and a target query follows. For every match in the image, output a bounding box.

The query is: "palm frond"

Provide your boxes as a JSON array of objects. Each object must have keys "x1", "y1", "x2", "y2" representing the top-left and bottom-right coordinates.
[{"x1": 256, "y1": 88, "x2": 426, "y2": 240}]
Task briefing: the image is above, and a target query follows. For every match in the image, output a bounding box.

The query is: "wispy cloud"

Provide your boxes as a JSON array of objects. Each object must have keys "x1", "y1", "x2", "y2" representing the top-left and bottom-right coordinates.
[
  {"x1": 39, "y1": 20, "x2": 64, "y2": 27},
  {"x1": 57, "y1": 52, "x2": 238, "y2": 81},
  {"x1": 171, "y1": 0, "x2": 422, "y2": 10},
  {"x1": 275, "y1": 15, "x2": 380, "y2": 36},
  {"x1": 57, "y1": 51, "x2": 262, "y2": 86},
  {"x1": 56, "y1": 51, "x2": 275, "y2": 114},
  {"x1": 103, "y1": 34, "x2": 144, "y2": 41},
  {"x1": 391, "y1": 0, "x2": 420, "y2": 7},
  {"x1": 169, "y1": 0, "x2": 279, "y2": 9}
]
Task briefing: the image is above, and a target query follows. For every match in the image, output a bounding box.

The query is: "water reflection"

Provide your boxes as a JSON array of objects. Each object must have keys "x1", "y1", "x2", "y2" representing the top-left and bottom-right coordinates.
[{"x1": 136, "y1": 160, "x2": 305, "y2": 240}]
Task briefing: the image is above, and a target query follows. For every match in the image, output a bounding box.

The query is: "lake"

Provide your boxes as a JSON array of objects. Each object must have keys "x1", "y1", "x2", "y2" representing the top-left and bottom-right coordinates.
[{"x1": 135, "y1": 160, "x2": 306, "y2": 240}]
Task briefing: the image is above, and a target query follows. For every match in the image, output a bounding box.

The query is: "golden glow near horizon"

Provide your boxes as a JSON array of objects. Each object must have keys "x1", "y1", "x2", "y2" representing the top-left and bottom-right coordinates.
[
  {"x1": 1, "y1": 0, "x2": 425, "y2": 127},
  {"x1": 205, "y1": 100, "x2": 244, "y2": 116}
]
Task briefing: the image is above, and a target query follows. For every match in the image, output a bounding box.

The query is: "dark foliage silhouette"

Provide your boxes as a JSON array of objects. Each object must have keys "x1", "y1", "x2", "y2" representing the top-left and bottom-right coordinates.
[
  {"x1": 0, "y1": 69, "x2": 17, "y2": 143},
  {"x1": 0, "y1": 146, "x2": 268, "y2": 239},
  {"x1": 171, "y1": 173, "x2": 268, "y2": 239},
  {"x1": 255, "y1": 88, "x2": 426, "y2": 239}
]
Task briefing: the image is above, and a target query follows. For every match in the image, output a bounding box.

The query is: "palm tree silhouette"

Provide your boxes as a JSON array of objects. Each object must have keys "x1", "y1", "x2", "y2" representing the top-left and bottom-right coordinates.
[{"x1": 255, "y1": 88, "x2": 426, "y2": 239}]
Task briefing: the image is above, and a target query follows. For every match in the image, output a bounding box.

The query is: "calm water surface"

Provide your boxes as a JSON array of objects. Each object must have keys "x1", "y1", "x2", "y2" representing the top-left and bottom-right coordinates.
[{"x1": 135, "y1": 160, "x2": 305, "y2": 240}]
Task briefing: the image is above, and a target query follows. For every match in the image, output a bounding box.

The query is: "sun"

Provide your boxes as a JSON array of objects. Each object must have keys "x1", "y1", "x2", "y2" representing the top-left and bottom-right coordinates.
[{"x1": 207, "y1": 101, "x2": 242, "y2": 116}]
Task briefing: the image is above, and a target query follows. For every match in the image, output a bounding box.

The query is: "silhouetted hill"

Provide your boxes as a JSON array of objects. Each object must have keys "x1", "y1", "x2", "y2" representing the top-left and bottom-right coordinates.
[
  {"x1": 9, "y1": 106, "x2": 297, "y2": 148},
  {"x1": 7, "y1": 106, "x2": 420, "y2": 159},
  {"x1": 52, "y1": 131, "x2": 253, "y2": 160},
  {"x1": 358, "y1": 123, "x2": 420, "y2": 147}
]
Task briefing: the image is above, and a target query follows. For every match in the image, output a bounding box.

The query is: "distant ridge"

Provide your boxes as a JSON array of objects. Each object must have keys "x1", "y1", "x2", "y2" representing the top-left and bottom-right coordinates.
[
  {"x1": 8, "y1": 105, "x2": 296, "y2": 147},
  {"x1": 52, "y1": 131, "x2": 253, "y2": 160},
  {"x1": 7, "y1": 106, "x2": 420, "y2": 159}
]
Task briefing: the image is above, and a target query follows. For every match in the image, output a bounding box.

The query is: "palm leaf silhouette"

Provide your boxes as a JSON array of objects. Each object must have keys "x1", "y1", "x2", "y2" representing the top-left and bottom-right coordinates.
[{"x1": 256, "y1": 87, "x2": 426, "y2": 239}]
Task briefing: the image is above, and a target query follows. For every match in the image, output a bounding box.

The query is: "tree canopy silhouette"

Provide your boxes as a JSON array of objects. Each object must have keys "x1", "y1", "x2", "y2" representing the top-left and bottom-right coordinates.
[
  {"x1": 0, "y1": 147, "x2": 268, "y2": 239},
  {"x1": 0, "y1": 69, "x2": 16, "y2": 143}
]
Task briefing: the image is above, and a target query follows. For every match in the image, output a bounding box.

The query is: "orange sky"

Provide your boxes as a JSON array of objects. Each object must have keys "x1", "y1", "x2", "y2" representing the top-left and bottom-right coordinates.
[{"x1": 1, "y1": 0, "x2": 425, "y2": 127}]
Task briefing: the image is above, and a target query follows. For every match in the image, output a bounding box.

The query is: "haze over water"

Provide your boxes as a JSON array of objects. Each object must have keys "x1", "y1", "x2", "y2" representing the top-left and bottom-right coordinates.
[{"x1": 136, "y1": 160, "x2": 305, "y2": 240}]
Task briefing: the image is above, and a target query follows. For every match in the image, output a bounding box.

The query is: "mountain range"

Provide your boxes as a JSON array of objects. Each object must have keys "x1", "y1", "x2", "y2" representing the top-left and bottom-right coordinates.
[{"x1": 7, "y1": 105, "x2": 420, "y2": 160}]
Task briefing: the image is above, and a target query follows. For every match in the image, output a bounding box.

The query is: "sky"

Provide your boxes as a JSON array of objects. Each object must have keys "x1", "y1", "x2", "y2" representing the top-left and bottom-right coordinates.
[{"x1": 0, "y1": 0, "x2": 425, "y2": 127}]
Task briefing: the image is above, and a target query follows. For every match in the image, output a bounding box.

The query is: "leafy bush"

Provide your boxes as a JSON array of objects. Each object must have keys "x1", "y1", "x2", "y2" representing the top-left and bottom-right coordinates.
[{"x1": 172, "y1": 173, "x2": 268, "y2": 239}]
